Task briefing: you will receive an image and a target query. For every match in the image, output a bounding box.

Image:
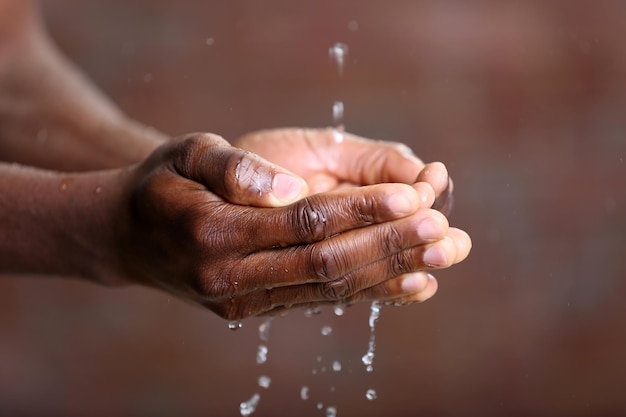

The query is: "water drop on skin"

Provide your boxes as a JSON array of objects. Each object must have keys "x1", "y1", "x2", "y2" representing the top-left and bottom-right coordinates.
[
  {"x1": 317, "y1": 403, "x2": 324, "y2": 410},
  {"x1": 326, "y1": 406, "x2": 337, "y2": 417},
  {"x1": 321, "y1": 325, "x2": 333, "y2": 336},
  {"x1": 332, "y1": 361, "x2": 342, "y2": 372},
  {"x1": 228, "y1": 320, "x2": 242, "y2": 330},
  {"x1": 366, "y1": 389, "x2": 377, "y2": 401},
  {"x1": 239, "y1": 393, "x2": 260, "y2": 416},
  {"x1": 205, "y1": 37, "x2": 215, "y2": 46},
  {"x1": 333, "y1": 305, "x2": 345, "y2": 316},
  {"x1": 94, "y1": 186, "x2": 102, "y2": 194}
]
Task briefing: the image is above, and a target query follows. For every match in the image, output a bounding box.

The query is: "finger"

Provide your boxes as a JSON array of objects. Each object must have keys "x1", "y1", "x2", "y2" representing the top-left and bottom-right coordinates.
[
  {"x1": 416, "y1": 162, "x2": 454, "y2": 215},
  {"x1": 344, "y1": 271, "x2": 439, "y2": 305},
  {"x1": 233, "y1": 182, "x2": 431, "y2": 250},
  {"x1": 171, "y1": 133, "x2": 309, "y2": 207},
  {"x1": 261, "y1": 225, "x2": 468, "y2": 303},
  {"x1": 218, "y1": 272, "x2": 439, "y2": 319},
  {"x1": 233, "y1": 208, "x2": 449, "y2": 293}
]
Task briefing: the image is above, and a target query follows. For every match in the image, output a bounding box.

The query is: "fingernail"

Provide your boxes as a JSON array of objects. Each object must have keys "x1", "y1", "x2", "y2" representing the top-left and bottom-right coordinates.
[
  {"x1": 401, "y1": 273, "x2": 428, "y2": 293},
  {"x1": 423, "y1": 245, "x2": 447, "y2": 267},
  {"x1": 418, "y1": 218, "x2": 442, "y2": 240},
  {"x1": 272, "y1": 173, "x2": 306, "y2": 203},
  {"x1": 388, "y1": 191, "x2": 418, "y2": 215}
]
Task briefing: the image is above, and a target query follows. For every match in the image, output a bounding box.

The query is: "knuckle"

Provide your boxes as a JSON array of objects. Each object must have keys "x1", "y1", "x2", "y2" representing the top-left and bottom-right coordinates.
[
  {"x1": 293, "y1": 197, "x2": 329, "y2": 243},
  {"x1": 309, "y1": 245, "x2": 337, "y2": 281},
  {"x1": 228, "y1": 150, "x2": 272, "y2": 199},
  {"x1": 194, "y1": 264, "x2": 238, "y2": 299},
  {"x1": 323, "y1": 277, "x2": 353, "y2": 300},
  {"x1": 352, "y1": 194, "x2": 377, "y2": 224},
  {"x1": 389, "y1": 251, "x2": 413, "y2": 277},
  {"x1": 380, "y1": 223, "x2": 405, "y2": 255}
]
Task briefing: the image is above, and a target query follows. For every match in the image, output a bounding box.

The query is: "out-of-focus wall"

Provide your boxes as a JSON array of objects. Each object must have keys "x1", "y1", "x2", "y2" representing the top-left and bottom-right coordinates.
[{"x1": 1, "y1": 1, "x2": 625, "y2": 416}]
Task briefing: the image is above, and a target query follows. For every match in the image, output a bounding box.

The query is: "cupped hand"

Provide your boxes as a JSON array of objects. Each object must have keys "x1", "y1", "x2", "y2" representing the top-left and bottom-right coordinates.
[
  {"x1": 234, "y1": 127, "x2": 454, "y2": 215},
  {"x1": 106, "y1": 133, "x2": 469, "y2": 319}
]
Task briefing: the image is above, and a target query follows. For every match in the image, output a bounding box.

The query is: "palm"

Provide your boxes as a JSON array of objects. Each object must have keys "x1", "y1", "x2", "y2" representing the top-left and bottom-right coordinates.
[{"x1": 234, "y1": 128, "x2": 426, "y2": 195}]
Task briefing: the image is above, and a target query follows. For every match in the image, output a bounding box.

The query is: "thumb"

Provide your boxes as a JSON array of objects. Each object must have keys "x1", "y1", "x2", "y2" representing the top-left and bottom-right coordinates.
[{"x1": 173, "y1": 133, "x2": 309, "y2": 207}]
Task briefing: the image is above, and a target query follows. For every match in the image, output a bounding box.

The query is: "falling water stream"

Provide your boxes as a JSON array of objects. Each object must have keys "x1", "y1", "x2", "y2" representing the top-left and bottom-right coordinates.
[{"x1": 236, "y1": 36, "x2": 383, "y2": 416}]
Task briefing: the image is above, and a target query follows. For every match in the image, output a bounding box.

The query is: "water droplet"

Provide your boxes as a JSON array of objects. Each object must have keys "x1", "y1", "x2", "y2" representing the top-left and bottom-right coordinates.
[
  {"x1": 256, "y1": 345, "x2": 268, "y2": 365},
  {"x1": 348, "y1": 20, "x2": 359, "y2": 32},
  {"x1": 94, "y1": 186, "x2": 102, "y2": 194},
  {"x1": 239, "y1": 393, "x2": 260, "y2": 416},
  {"x1": 328, "y1": 42, "x2": 349, "y2": 77},
  {"x1": 332, "y1": 101, "x2": 344, "y2": 126},
  {"x1": 326, "y1": 406, "x2": 337, "y2": 417},
  {"x1": 332, "y1": 361, "x2": 342, "y2": 372},
  {"x1": 304, "y1": 307, "x2": 321, "y2": 318},
  {"x1": 258, "y1": 317, "x2": 272, "y2": 342},
  {"x1": 205, "y1": 37, "x2": 215, "y2": 46},
  {"x1": 300, "y1": 386, "x2": 309, "y2": 400},
  {"x1": 317, "y1": 403, "x2": 324, "y2": 410},
  {"x1": 369, "y1": 301, "x2": 381, "y2": 328},
  {"x1": 316, "y1": 355, "x2": 323, "y2": 363},
  {"x1": 257, "y1": 375, "x2": 271, "y2": 389},
  {"x1": 58, "y1": 182, "x2": 68, "y2": 192},
  {"x1": 321, "y1": 326, "x2": 333, "y2": 336},
  {"x1": 366, "y1": 389, "x2": 377, "y2": 400},
  {"x1": 333, "y1": 305, "x2": 345, "y2": 316},
  {"x1": 228, "y1": 320, "x2": 242, "y2": 331},
  {"x1": 361, "y1": 352, "x2": 374, "y2": 367}
]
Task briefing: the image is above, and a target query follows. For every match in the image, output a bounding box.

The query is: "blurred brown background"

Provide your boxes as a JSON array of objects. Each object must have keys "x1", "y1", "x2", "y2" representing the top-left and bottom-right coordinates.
[{"x1": 1, "y1": 0, "x2": 626, "y2": 416}]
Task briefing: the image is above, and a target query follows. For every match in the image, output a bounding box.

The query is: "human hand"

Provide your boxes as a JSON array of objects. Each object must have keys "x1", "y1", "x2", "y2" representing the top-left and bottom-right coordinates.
[
  {"x1": 101, "y1": 133, "x2": 469, "y2": 319},
  {"x1": 234, "y1": 127, "x2": 453, "y2": 215}
]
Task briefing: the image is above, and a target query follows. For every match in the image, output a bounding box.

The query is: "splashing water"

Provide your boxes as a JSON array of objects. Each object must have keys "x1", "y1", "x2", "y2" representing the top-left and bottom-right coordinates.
[
  {"x1": 240, "y1": 394, "x2": 260, "y2": 416},
  {"x1": 361, "y1": 301, "x2": 382, "y2": 372}
]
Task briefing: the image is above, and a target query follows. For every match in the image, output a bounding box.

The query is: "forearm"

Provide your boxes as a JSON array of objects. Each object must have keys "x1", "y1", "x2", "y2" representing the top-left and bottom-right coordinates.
[
  {"x1": 0, "y1": 0, "x2": 167, "y2": 171},
  {"x1": 0, "y1": 162, "x2": 125, "y2": 283}
]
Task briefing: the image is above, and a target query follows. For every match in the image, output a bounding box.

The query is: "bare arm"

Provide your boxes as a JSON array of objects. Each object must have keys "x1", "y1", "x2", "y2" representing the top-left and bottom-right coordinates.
[{"x1": 0, "y1": 0, "x2": 166, "y2": 171}]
